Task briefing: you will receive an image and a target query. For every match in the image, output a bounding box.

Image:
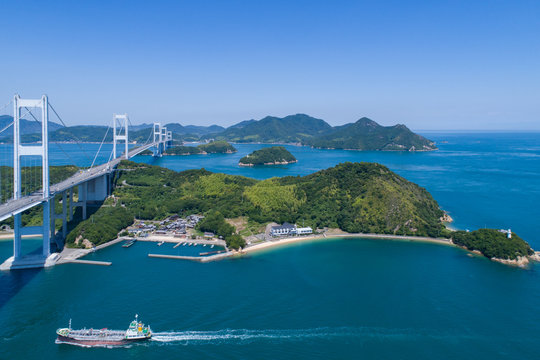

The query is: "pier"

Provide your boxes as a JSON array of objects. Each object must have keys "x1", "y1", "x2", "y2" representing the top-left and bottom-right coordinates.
[
  {"x1": 65, "y1": 259, "x2": 112, "y2": 266},
  {"x1": 148, "y1": 252, "x2": 233, "y2": 263}
]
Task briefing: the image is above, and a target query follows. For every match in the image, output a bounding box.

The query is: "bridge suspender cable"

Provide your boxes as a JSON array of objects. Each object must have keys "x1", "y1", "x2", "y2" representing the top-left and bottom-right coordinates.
[
  {"x1": 90, "y1": 126, "x2": 111, "y2": 168},
  {"x1": 48, "y1": 103, "x2": 92, "y2": 164}
]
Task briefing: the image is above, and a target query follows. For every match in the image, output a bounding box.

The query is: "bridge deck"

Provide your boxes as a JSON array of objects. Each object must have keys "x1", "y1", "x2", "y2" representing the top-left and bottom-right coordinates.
[{"x1": 0, "y1": 142, "x2": 157, "y2": 222}]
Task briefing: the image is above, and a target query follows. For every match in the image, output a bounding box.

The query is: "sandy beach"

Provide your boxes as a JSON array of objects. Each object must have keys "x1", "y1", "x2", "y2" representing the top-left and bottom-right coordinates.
[{"x1": 240, "y1": 231, "x2": 453, "y2": 256}]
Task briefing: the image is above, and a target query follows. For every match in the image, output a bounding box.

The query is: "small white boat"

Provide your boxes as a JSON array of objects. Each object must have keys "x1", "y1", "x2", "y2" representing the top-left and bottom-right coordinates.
[
  {"x1": 211, "y1": 244, "x2": 215, "y2": 249},
  {"x1": 157, "y1": 241, "x2": 164, "y2": 246},
  {"x1": 203, "y1": 244, "x2": 207, "y2": 247},
  {"x1": 182, "y1": 242, "x2": 187, "y2": 246}
]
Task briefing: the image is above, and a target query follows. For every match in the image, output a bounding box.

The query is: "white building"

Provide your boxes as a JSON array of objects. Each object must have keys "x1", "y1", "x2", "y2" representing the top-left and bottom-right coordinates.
[
  {"x1": 295, "y1": 227, "x2": 313, "y2": 235},
  {"x1": 271, "y1": 222, "x2": 296, "y2": 236},
  {"x1": 271, "y1": 223, "x2": 313, "y2": 236}
]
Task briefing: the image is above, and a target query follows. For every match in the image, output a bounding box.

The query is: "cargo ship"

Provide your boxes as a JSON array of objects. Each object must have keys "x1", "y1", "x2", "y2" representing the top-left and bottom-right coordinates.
[{"x1": 56, "y1": 315, "x2": 152, "y2": 347}]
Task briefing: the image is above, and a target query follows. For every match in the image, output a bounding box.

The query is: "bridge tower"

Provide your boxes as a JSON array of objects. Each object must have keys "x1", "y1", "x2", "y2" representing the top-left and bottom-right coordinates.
[
  {"x1": 12, "y1": 95, "x2": 52, "y2": 263},
  {"x1": 113, "y1": 114, "x2": 129, "y2": 159},
  {"x1": 167, "y1": 131, "x2": 173, "y2": 149},
  {"x1": 153, "y1": 123, "x2": 163, "y2": 157}
]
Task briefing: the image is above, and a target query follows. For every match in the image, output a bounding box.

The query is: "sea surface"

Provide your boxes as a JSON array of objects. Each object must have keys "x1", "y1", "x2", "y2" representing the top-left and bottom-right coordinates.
[{"x1": 1, "y1": 132, "x2": 540, "y2": 359}]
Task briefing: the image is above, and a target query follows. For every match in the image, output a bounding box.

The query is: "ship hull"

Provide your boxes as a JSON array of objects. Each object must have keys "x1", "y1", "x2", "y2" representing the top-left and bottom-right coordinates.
[{"x1": 56, "y1": 335, "x2": 146, "y2": 347}]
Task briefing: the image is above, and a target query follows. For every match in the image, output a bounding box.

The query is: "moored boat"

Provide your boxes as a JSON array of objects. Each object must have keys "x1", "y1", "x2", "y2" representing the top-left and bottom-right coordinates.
[{"x1": 56, "y1": 315, "x2": 152, "y2": 347}]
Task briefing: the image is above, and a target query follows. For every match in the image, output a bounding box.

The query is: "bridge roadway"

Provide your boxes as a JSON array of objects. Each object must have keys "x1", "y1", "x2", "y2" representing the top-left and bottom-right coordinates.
[{"x1": 0, "y1": 142, "x2": 157, "y2": 222}]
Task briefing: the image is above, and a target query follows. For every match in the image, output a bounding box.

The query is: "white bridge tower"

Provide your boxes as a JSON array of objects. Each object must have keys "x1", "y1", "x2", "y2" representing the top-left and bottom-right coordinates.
[
  {"x1": 12, "y1": 95, "x2": 51, "y2": 263},
  {"x1": 113, "y1": 114, "x2": 129, "y2": 159}
]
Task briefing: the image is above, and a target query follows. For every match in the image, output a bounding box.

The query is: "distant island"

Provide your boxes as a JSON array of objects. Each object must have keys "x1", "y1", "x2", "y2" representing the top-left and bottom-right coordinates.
[
  {"x1": 164, "y1": 141, "x2": 237, "y2": 155},
  {"x1": 1, "y1": 113, "x2": 436, "y2": 151},
  {"x1": 209, "y1": 114, "x2": 436, "y2": 151},
  {"x1": 140, "y1": 141, "x2": 237, "y2": 156},
  {"x1": 303, "y1": 117, "x2": 436, "y2": 151},
  {"x1": 239, "y1": 146, "x2": 297, "y2": 166},
  {"x1": 198, "y1": 141, "x2": 237, "y2": 154}
]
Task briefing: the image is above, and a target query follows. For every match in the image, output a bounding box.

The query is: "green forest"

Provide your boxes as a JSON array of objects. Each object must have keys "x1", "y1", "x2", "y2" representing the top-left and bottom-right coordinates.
[
  {"x1": 451, "y1": 229, "x2": 532, "y2": 260},
  {"x1": 303, "y1": 118, "x2": 436, "y2": 151},
  {"x1": 158, "y1": 141, "x2": 237, "y2": 156},
  {"x1": 239, "y1": 146, "x2": 297, "y2": 165},
  {"x1": 65, "y1": 161, "x2": 447, "y2": 250},
  {"x1": 6, "y1": 161, "x2": 533, "y2": 260}
]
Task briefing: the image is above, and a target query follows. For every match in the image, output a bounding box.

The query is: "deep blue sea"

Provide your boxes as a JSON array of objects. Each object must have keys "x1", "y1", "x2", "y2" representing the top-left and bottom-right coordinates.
[{"x1": 1, "y1": 132, "x2": 539, "y2": 359}]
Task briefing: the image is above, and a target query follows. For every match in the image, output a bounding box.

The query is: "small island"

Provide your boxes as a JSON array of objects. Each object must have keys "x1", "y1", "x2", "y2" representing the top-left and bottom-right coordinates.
[
  {"x1": 151, "y1": 141, "x2": 237, "y2": 156},
  {"x1": 197, "y1": 141, "x2": 237, "y2": 154},
  {"x1": 239, "y1": 146, "x2": 297, "y2": 166}
]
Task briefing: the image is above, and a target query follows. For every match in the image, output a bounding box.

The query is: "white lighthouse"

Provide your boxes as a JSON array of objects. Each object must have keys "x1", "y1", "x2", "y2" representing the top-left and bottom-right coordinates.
[{"x1": 507, "y1": 229, "x2": 512, "y2": 239}]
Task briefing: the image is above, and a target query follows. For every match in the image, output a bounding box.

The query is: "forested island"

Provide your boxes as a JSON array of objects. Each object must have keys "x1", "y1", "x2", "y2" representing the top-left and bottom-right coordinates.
[
  {"x1": 239, "y1": 146, "x2": 297, "y2": 166},
  {"x1": 452, "y1": 229, "x2": 533, "y2": 262},
  {"x1": 3, "y1": 113, "x2": 436, "y2": 152},
  {"x1": 143, "y1": 141, "x2": 237, "y2": 156},
  {"x1": 2, "y1": 161, "x2": 534, "y2": 264},
  {"x1": 209, "y1": 114, "x2": 436, "y2": 151},
  {"x1": 303, "y1": 117, "x2": 436, "y2": 151}
]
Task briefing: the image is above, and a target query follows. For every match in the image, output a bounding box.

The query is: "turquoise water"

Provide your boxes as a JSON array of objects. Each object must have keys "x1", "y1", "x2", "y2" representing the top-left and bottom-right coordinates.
[{"x1": 1, "y1": 132, "x2": 540, "y2": 359}]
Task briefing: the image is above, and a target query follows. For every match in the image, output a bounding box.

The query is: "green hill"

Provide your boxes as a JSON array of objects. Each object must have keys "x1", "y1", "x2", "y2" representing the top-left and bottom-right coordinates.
[
  {"x1": 164, "y1": 146, "x2": 203, "y2": 155},
  {"x1": 162, "y1": 141, "x2": 237, "y2": 155},
  {"x1": 211, "y1": 114, "x2": 332, "y2": 143},
  {"x1": 198, "y1": 141, "x2": 237, "y2": 153},
  {"x1": 0, "y1": 115, "x2": 63, "y2": 139},
  {"x1": 239, "y1": 146, "x2": 297, "y2": 166},
  {"x1": 304, "y1": 117, "x2": 437, "y2": 151},
  {"x1": 109, "y1": 160, "x2": 446, "y2": 238},
  {"x1": 451, "y1": 229, "x2": 533, "y2": 260},
  {"x1": 59, "y1": 160, "x2": 535, "y2": 261}
]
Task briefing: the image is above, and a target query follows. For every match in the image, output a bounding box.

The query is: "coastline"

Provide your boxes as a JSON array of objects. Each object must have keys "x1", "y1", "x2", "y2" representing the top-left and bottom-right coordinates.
[{"x1": 239, "y1": 232, "x2": 453, "y2": 256}]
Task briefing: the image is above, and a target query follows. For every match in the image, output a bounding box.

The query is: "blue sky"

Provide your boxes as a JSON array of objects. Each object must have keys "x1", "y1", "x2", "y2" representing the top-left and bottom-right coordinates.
[{"x1": 1, "y1": 0, "x2": 538, "y2": 129}]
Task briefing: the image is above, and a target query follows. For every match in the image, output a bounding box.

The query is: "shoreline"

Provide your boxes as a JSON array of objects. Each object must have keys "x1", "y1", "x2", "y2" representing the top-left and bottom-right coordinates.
[
  {"x1": 49, "y1": 230, "x2": 537, "y2": 269},
  {"x1": 239, "y1": 232, "x2": 453, "y2": 257}
]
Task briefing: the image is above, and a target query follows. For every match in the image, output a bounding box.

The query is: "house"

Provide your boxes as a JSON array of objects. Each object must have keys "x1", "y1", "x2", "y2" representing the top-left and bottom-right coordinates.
[
  {"x1": 271, "y1": 222, "x2": 296, "y2": 237},
  {"x1": 295, "y1": 227, "x2": 313, "y2": 235}
]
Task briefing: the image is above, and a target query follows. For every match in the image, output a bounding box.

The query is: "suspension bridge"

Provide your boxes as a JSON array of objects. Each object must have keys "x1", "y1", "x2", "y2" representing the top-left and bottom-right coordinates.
[{"x1": 0, "y1": 95, "x2": 173, "y2": 270}]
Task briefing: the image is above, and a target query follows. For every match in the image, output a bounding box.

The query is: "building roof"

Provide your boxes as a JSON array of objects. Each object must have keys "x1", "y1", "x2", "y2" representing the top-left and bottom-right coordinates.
[{"x1": 271, "y1": 222, "x2": 296, "y2": 231}]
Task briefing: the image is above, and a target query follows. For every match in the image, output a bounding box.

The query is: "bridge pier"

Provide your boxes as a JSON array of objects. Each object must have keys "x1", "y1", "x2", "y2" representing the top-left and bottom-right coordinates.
[
  {"x1": 51, "y1": 192, "x2": 69, "y2": 242},
  {"x1": 13, "y1": 214, "x2": 21, "y2": 260}
]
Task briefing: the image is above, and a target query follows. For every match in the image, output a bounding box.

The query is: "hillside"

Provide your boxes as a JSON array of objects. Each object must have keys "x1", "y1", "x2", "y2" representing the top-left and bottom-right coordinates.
[
  {"x1": 304, "y1": 117, "x2": 437, "y2": 151},
  {"x1": 451, "y1": 229, "x2": 533, "y2": 260},
  {"x1": 211, "y1": 114, "x2": 332, "y2": 143},
  {"x1": 0, "y1": 115, "x2": 63, "y2": 139},
  {"x1": 239, "y1": 146, "x2": 297, "y2": 166},
  {"x1": 198, "y1": 141, "x2": 237, "y2": 153},
  {"x1": 164, "y1": 146, "x2": 203, "y2": 155},
  {"x1": 160, "y1": 141, "x2": 237, "y2": 156},
  {"x1": 64, "y1": 161, "x2": 448, "y2": 250}
]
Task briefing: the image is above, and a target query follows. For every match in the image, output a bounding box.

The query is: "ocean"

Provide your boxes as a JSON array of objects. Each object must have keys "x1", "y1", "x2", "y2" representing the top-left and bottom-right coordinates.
[{"x1": 0, "y1": 132, "x2": 539, "y2": 359}]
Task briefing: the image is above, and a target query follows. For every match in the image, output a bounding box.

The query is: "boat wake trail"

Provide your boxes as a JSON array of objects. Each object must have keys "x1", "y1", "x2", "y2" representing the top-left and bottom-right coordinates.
[{"x1": 150, "y1": 326, "x2": 437, "y2": 345}]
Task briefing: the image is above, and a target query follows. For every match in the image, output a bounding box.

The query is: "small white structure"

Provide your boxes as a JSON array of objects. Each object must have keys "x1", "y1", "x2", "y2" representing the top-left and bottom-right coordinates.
[
  {"x1": 498, "y1": 228, "x2": 512, "y2": 238},
  {"x1": 295, "y1": 227, "x2": 313, "y2": 235}
]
